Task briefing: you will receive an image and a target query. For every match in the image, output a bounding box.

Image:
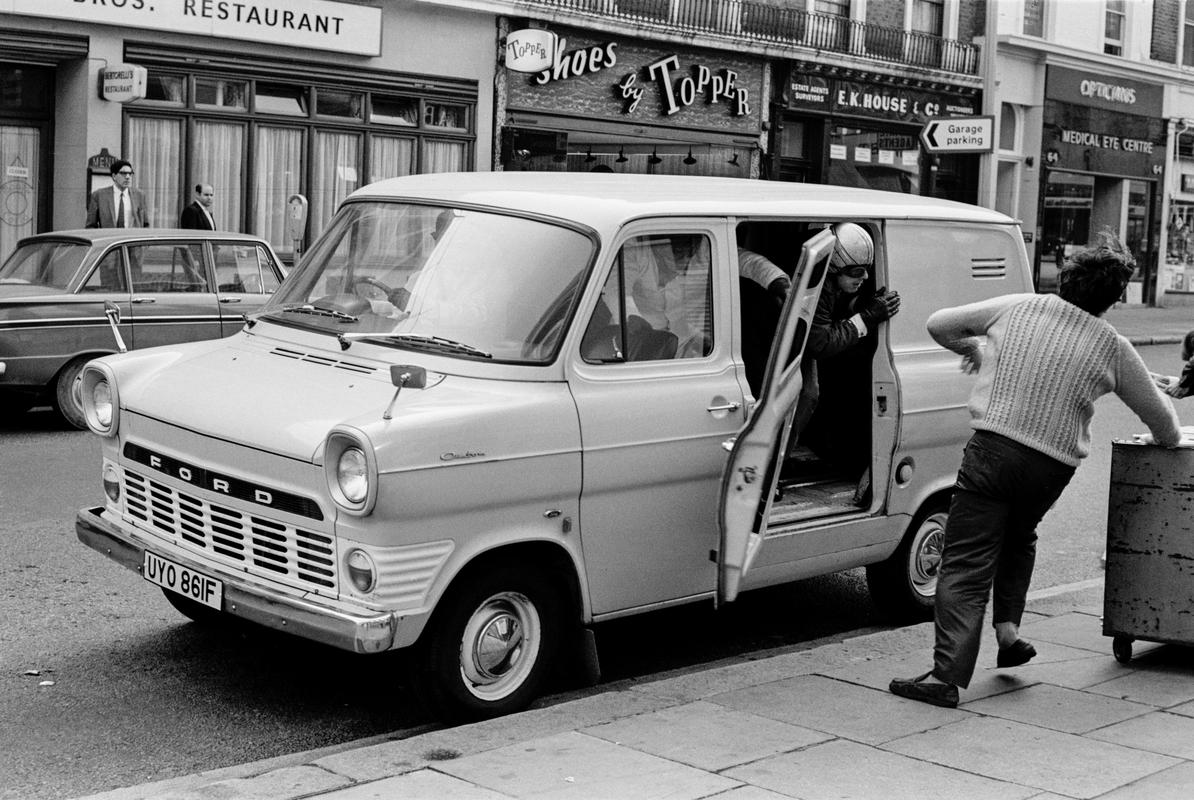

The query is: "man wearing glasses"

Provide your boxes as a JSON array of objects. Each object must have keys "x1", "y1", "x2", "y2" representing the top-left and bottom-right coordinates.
[{"x1": 86, "y1": 160, "x2": 150, "y2": 228}]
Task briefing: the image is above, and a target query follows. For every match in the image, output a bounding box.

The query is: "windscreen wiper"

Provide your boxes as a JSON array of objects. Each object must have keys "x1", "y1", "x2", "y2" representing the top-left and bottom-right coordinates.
[
  {"x1": 266, "y1": 303, "x2": 360, "y2": 323},
  {"x1": 337, "y1": 332, "x2": 492, "y2": 358}
]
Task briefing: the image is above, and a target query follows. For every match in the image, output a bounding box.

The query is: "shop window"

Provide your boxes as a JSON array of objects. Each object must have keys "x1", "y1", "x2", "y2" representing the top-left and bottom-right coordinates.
[
  {"x1": 144, "y1": 74, "x2": 186, "y2": 105},
  {"x1": 1184, "y1": 1, "x2": 1194, "y2": 66},
  {"x1": 256, "y1": 82, "x2": 308, "y2": 116},
  {"x1": 1023, "y1": 0, "x2": 1045, "y2": 37},
  {"x1": 316, "y1": 89, "x2": 364, "y2": 120},
  {"x1": 193, "y1": 120, "x2": 245, "y2": 230},
  {"x1": 369, "y1": 135, "x2": 415, "y2": 182},
  {"x1": 195, "y1": 78, "x2": 247, "y2": 111},
  {"x1": 424, "y1": 101, "x2": 467, "y2": 130},
  {"x1": 827, "y1": 125, "x2": 920, "y2": 195},
  {"x1": 127, "y1": 116, "x2": 183, "y2": 228},
  {"x1": 1040, "y1": 171, "x2": 1094, "y2": 291},
  {"x1": 0, "y1": 124, "x2": 39, "y2": 263},
  {"x1": 1104, "y1": 0, "x2": 1125, "y2": 55},
  {"x1": 371, "y1": 95, "x2": 419, "y2": 127}
]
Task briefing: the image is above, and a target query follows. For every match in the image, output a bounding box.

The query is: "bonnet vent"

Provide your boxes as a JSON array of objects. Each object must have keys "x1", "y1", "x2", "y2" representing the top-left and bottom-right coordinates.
[
  {"x1": 971, "y1": 257, "x2": 1007, "y2": 280},
  {"x1": 269, "y1": 347, "x2": 377, "y2": 374}
]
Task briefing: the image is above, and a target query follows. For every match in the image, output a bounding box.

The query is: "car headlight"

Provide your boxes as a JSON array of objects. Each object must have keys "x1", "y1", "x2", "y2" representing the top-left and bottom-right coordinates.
[
  {"x1": 80, "y1": 363, "x2": 120, "y2": 437},
  {"x1": 324, "y1": 427, "x2": 377, "y2": 515}
]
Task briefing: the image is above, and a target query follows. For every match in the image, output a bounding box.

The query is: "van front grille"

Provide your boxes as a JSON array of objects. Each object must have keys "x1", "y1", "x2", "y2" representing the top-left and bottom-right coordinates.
[{"x1": 123, "y1": 469, "x2": 337, "y2": 592}]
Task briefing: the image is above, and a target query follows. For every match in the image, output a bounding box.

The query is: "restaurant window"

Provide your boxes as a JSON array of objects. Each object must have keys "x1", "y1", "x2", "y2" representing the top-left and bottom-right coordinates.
[
  {"x1": 126, "y1": 68, "x2": 475, "y2": 257},
  {"x1": 1104, "y1": 0, "x2": 1125, "y2": 55}
]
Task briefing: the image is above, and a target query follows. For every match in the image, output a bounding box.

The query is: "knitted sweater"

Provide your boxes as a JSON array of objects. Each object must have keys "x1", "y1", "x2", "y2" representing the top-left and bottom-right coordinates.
[{"x1": 926, "y1": 293, "x2": 1181, "y2": 466}]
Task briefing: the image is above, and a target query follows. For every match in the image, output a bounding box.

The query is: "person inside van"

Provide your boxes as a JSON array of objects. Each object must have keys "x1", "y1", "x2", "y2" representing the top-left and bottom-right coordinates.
[
  {"x1": 890, "y1": 232, "x2": 1181, "y2": 710},
  {"x1": 789, "y1": 223, "x2": 900, "y2": 498}
]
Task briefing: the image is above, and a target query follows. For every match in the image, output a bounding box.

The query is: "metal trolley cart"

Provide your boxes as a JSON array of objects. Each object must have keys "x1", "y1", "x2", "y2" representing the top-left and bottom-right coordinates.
[{"x1": 1103, "y1": 431, "x2": 1194, "y2": 664}]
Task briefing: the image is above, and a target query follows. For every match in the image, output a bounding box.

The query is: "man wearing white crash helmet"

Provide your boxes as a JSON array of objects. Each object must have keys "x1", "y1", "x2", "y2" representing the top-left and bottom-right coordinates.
[{"x1": 791, "y1": 222, "x2": 901, "y2": 501}]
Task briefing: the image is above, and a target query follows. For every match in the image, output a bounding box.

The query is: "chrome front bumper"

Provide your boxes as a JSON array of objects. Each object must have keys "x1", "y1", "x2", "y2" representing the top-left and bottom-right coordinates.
[{"x1": 76, "y1": 506, "x2": 397, "y2": 654}]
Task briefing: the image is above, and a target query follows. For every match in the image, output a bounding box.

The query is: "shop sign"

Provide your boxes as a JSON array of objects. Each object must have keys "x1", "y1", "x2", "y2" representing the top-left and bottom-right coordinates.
[
  {"x1": 1043, "y1": 99, "x2": 1165, "y2": 178},
  {"x1": 1046, "y1": 66, "x2": 1163, "y2": 117},
  {"x1": 5, "y1": 0, "x2": 381, "y2": 57},
  {"x1": 506, "y1": 29, "x2": 558, "y2": 74},
  {"x1": 100, "y1": 64, "x2": 147, "y2": 103},
  {"x1": 788, "y1": 74, "x2": 977, "y2": 125},
  {"x1": 920, "y1": 116, "x2": 994, "y2": 153},
  {"x1": 525, "y1": 35, "x2": 749, "y2": 118}
]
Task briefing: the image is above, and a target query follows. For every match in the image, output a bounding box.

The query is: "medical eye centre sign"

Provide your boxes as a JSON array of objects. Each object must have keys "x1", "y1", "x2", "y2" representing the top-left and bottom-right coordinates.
[{"x1": 1, "y1": 0, "x2": 381, "y2": 56}]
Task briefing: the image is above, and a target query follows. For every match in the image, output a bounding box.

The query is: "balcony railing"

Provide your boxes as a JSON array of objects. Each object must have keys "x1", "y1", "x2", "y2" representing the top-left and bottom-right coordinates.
[{"x1": 520, "y1": 0, "x2": 980, "y2": 75}]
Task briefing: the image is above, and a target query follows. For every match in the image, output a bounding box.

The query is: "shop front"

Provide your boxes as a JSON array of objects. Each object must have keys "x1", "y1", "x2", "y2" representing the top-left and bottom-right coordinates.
[
  {"x1": 500, "y1": 26, "x2": 764, "y2": 176},
  {"x1": 0, "y1": 0, "x2": 496, "y2": 263},
  {"x1": 1038, "y1": 66, "x2": 1165, "y2": 300},
  {"x1": 774, "y1": 63, "x2": 981, "y2": 203}
]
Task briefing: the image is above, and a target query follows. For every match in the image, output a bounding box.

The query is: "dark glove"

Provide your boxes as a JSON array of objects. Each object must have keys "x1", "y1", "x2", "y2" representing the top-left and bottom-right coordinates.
[
  {"x1": 859, "y1": 287, "x2": 901, "y2": 327},
  {"x1": 766, "y1": 276, "x2": 791, "y2": 306}
]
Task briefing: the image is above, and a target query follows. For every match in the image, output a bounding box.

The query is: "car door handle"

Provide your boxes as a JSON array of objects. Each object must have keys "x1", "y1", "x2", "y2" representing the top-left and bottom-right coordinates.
[
  {"x1": 219, "y1": 297, "x2": 243, "y2": 304},
  {"x1": 131, "y1": 297, "x2": 156, "y2": 304},
  {"x1": 707, "y1": 401, "x2": 742, "y2": 414}
]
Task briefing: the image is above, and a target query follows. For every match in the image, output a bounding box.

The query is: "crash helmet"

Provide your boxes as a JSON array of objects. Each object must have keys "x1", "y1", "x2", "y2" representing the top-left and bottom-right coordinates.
[{"x1": 829, "y1": 222, "x2": 874, "y2": 273}]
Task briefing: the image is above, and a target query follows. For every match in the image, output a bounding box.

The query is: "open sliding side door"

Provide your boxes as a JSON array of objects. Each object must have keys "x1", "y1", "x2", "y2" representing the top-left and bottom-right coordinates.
[{"x1": 717, "y1": 227, "x2": 836, "y2": 604}]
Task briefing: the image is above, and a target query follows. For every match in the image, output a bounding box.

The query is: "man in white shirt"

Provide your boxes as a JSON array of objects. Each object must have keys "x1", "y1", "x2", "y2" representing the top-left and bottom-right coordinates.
[
  {"x1": 86, "y1": 160, "x2": 150, "y2": 228},
  {"x1": 180, "y1": 183, "x2": 216, "y2": 230}
]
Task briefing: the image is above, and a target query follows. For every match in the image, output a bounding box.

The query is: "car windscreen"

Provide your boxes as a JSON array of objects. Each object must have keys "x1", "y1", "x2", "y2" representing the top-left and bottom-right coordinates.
[
  {"x1": 262, "y1": 202, "x2": 596, "y2": 364},
  {"x1": 0, "y1": 241, "x2": 90, "y2": 292}
]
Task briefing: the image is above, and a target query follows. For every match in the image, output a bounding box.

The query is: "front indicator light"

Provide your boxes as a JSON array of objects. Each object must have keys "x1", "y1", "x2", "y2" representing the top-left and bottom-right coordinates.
[
  {"x1": 345, "y1": 548, "x2": 377, "y2": 593},
  {"x1": 102, "y1": 463, "x2": 120, "y2": 503},
  {"x1": 337, "y1": 447, "x2": 368, "y2": 503}
]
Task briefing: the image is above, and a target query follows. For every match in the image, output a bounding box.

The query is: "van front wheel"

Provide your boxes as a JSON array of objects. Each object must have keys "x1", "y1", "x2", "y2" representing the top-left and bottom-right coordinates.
[
  {"x1": 416, "y1": 565, "x2": 563, "y2": 722},
  {"x1": 866, "y1": 500, "x2": 949, "y2": 621}
]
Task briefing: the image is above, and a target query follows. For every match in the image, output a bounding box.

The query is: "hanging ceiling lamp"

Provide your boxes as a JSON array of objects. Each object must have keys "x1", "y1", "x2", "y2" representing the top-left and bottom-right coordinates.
[
  {"x1": 683, "y1": 148, "x2": 697, "y2": 166},
  {"x1": 647, "y1": 148, "x2": 663, "y2": 165}
]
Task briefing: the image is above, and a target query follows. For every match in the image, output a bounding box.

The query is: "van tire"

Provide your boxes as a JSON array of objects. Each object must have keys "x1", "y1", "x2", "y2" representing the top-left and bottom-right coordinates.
[
  {"x1": 415, "y1": 563, "x2": 563, "y2": 722},
  {"x1": 866, "y1": 499, "x2": 949, "y2": 621},
  {"x1": 54, "y1": 357, "x2": 91, "y2": 430}
]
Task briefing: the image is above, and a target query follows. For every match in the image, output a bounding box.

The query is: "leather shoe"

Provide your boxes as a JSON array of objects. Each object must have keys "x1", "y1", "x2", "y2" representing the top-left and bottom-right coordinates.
[
  {"x1": 889, "y1": 672, "x2": 958, "y2": 708},
  {"x1": 997, "y1": 639, "x2": 1036, "y2": 668}
]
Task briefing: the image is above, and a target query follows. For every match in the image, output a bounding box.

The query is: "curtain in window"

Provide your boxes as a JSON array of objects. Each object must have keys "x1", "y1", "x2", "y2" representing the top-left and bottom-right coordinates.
[
  {"x1": 311, "y1": 131, "x2": 360, "y2": 239},
  {"x1": 253, "y1": 126, "x2": 303, "y2": 252},
  {"x1": 369, "y1": 135, "x2": 415, "y2": 183},
  {"x1": 194, "y1": 121, "x2": 245, "y2": 231},
  {"x1": 422, "y1": 140, "x2": 466, "y2": 173},
  {"x1": 127, "y1": 116, "x2": 182, "y2": 228},
  {"x1": 0, "y1": 125, "x2": 38, "y2": 264}
]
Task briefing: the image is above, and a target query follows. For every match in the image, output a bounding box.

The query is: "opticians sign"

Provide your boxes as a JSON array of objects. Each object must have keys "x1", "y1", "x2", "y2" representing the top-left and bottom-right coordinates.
[{"x1": 2, "y1": 0, "x2": 382, "y2": 56}]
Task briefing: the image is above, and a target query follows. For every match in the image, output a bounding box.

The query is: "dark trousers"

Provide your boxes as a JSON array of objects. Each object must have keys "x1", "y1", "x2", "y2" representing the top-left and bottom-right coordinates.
[{"x1": 932, "y1": 430, "x2": 1075, "y2": 688}]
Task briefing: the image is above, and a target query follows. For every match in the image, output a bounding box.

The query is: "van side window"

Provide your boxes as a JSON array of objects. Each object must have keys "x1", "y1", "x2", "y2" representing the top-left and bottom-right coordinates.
[{"x1": 581, "y1": 233, "x2": 713, "y2": 363}]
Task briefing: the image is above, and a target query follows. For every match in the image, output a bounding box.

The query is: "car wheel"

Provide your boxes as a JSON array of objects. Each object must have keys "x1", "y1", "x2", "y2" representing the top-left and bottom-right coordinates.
[
  {"x1": 415, "y1": 563, "x2": 563, "y2": 722},
  {"x1": 160, "y1": 587, "x2": 226, "y2": 626},
  {"x1": 54, "y1": 357, "x2": 91, "y2": 430},
  {"x1": 866, "y1": 499, "x2": 949, "y2": 621}
]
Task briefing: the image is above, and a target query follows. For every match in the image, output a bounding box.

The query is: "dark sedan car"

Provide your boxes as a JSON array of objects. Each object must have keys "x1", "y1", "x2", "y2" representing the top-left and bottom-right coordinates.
[{"x1": 0, "y1": 229, "x2": 286, "y2": 428}]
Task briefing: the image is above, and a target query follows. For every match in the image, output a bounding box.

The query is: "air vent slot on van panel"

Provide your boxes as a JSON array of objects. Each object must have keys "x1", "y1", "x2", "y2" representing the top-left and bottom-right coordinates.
[
  {"x1": 971, "y1": 258, "x2": 1007, "y2": 280},
  {"x1": 269, "y1": 347, "x2": 377, "y2": 374}
]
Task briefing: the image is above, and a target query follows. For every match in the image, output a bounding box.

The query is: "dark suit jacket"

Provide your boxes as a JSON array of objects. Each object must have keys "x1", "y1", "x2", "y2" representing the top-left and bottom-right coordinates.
[
  {"x1": 86, "y1": 187, "x2": 150, "y2": 228},
  {"x1": 180, "y1": 201, "x2": 215, "y2": 230}
]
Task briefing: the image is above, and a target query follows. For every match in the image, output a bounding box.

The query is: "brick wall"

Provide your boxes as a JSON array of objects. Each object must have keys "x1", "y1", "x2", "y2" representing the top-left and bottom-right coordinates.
[
  {"x1": 1152, "y1": 0, "x2": 1178, "y2": 63},
  {"x1": 867, "y1": 0, "x2": 905, "y2": 30},
  {"x1": 957, "y1": 0, "x2": 984, "y2": 44}
]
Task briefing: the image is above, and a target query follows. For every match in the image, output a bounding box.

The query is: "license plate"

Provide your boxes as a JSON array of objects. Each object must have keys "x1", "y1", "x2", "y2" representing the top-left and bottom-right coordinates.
[{"x1": 143, "y1": 551, "x2": 223, "y2": 610}]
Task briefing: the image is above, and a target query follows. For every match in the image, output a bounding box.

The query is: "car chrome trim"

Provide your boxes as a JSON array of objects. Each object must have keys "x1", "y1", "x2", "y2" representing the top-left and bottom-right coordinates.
[{"x1": 75, "y1": 506, "x2": 397, "y2": 654}]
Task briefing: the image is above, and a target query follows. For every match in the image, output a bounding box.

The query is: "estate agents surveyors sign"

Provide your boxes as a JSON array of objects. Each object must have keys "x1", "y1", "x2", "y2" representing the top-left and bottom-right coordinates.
[
  {"x1": 920, "y1": 116, "x2": 994, "y2": 154},
  {"x1": 1, "y1": 0, "x2": 381, "y2": 56}
]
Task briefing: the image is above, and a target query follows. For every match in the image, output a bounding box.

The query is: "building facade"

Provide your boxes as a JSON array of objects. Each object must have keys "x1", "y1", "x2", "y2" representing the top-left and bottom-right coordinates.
[{"x1": 0, "y1": 0, "x2": 496, "y2": 263}]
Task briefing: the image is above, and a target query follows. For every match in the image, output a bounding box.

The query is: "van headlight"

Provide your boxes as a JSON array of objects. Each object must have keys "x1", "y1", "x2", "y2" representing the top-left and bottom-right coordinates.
[
  {"x1": 324, "y1": 427, "x2": 377, "y2": 515},
  {"x1": 80, "y1": 363, "x2": 120, "y2": 437}
]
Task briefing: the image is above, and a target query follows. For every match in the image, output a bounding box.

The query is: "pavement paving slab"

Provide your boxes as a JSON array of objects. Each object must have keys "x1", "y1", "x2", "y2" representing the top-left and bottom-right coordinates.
[
  {"x1": 1090, "y1": 761, "x2": 1194, "y2": 800},
  {"x1": 1086, "y1": 710, "x2": 1194, "y2": 759},
  {"x1": 961, "y1": 682, "x2": 1154, "y2": 734}
]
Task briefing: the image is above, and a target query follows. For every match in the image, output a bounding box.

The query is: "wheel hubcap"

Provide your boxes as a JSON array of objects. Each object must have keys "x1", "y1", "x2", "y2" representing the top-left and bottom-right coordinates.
[
  {"x1": 459, "y1": 592, "x2": 539, "y2": 700},
  {"x1": 911, "y1": 513, "x2": 947, "y2": 597}
]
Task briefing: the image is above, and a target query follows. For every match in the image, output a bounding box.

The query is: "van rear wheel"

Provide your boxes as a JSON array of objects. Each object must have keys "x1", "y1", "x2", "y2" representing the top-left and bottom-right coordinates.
[
  {"x1": 415, "y1": 564, "x2": 563, "y2": 722},
  {"x1": 866, "y1": 499, "x2": 948, "y2": 621}
]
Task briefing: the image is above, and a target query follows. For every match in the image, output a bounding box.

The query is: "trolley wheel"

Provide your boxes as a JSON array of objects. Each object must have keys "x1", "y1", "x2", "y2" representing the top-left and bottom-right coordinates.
[{"x1": 1113, "y1": 635, "x2": 1134, "y2": 664}]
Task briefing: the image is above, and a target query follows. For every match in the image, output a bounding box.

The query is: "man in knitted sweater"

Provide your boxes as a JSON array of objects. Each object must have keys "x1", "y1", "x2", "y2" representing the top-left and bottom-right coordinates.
[{"x1": 890, "y1": 233, "x2": 1181, "y2": 709}]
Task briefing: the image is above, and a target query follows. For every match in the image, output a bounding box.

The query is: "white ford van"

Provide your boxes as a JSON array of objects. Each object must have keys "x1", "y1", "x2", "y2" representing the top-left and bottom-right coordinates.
[{"x1": 75, "y1": 173, "x2": 1033, "y2": 720}]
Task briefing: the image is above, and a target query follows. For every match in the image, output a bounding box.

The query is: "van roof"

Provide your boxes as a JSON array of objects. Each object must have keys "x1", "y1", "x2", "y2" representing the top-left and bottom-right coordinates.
[{"x1": 349, "y1": 172, "x2": 1016, "y2": 230}]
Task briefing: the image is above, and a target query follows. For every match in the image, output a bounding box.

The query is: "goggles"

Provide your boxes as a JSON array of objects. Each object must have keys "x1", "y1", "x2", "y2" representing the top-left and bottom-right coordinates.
[{"x1": 838, "y1": 265, "x2": 870, "y2": 278}]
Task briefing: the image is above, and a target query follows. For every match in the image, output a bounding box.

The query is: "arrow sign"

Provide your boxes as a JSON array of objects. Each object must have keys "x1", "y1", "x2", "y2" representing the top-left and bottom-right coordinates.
[{"x1": 920, "y1": 116, "x2": 995, "y2": 154}]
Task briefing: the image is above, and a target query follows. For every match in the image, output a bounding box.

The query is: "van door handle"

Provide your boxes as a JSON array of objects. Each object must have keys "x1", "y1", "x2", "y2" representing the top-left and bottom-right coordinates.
[
  {"x1": 131, "y1": 297, "x2": 156, "y2": 304},
  {"x1": 219, "y1": 297, "x2": 243, "y2": 304},
  {"x1": 707, "y1": 401, "x2": 741, "y2": 414}
]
